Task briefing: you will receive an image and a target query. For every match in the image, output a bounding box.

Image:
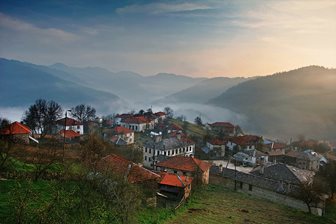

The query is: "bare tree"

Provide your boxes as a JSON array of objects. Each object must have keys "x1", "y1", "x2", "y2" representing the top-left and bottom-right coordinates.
[
  {"x1": 194, "y1": 116, "x2": 203, "y2": 126},
  {"x1": 81, "y1": 134, "x2": 106, "y2": 172},
  {"x1": 164, "y1": 106, "x2": 174, "y2": 118},
  {"x1": 32, "y1": 147, "x2": 60, "y2": 180},
  {"x1": 317, "y1": 161, "x2": 336, "y2": 199},
  {"x1": 71, "y1": 104, "x2": 96, "y2": 123},
  {"x1": 294, "y1": 177, "x2": 327, "y2": 214},
  {"x1": 23, "y1": 99, "x2": 62, "y2": 136}
]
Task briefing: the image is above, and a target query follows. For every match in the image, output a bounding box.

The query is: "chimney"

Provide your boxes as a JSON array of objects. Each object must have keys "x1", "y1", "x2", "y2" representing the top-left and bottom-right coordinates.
[
  {"x1": 260, "y1": 163, "x2": 265, "y2": 175},
  {"x1": 155, "y1": 135, "x2": 162, "y2": 143},
  {"x1": 124, "y1": 163, "x2": 132, "y2": 182}
]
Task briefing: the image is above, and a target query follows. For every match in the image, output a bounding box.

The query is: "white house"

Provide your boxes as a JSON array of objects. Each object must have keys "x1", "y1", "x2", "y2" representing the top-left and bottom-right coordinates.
[
  {"x1": 56, "y1": 117, "x2": 83, "y2": 135},
  {"x1": 143, "y1": 135, "x2": 195, "y2": 169},
  {"x1": 226, "y1": 135, "x2": 262, "y2": 152},
  {"x1": 202, "y1": 138, "x2": 226, "y2": 157},
  {"x1": 111, "y1": 126, "x2": 134, "y2": 145},
  {"x1": 120, "y1": 116, "x2": 150, "y2": 132}
]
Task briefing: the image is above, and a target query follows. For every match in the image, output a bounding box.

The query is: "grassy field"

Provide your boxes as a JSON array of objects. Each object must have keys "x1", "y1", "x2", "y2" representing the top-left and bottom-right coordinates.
[
  {"x1": 140, "y1": 185, "x2": 336, "y2": 224},
  {"x1": 171, "y1": 119, "x2": 207, "y2": 138}
]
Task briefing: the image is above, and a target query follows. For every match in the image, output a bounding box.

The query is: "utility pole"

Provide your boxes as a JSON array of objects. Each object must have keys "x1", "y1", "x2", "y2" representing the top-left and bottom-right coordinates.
[
  {"x1": 234, "y1": 158, "x2": 237, "y2": 191},
  {"x1": 63, "y1": 110, "x2": 71, "y2": 162}
]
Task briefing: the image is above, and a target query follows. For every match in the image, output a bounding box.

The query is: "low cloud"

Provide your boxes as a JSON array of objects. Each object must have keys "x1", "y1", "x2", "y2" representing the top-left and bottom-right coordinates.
[
  {"x1": 116, "y1": 2, "x2": 212, "y2": 15},
  {"x1": 0, "y1": 13, "x2": 78, "y2": 42},
  {"x1": 0, "y1": 107, "x2": 25, "y2": 122}
]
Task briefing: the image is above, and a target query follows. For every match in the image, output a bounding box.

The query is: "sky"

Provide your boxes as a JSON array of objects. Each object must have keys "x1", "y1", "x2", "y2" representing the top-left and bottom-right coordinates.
[{"x1": 0, "y1": 0, "x2": 335, "y2": 77}]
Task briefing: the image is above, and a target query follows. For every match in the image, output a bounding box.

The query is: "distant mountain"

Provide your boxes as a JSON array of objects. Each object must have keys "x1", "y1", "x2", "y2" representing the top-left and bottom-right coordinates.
[
  {"x1": 49, "y1": 64, "x2": 205, "y2": 103},
  {"x1": 161, "y1": 77, "x2": 249, "y2": 104},
  {"x1": 209, "y1": 66, "x2": 336, "y2": 139},
  {"x1": 0, "y1": 58, "x2": 121, "y2": 110}
]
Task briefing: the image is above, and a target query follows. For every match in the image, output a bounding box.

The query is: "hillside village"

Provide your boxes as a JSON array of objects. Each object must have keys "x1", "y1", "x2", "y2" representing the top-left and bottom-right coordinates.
[{"x1": 1, "y1": 103, "x2": 336, "y2": 223}]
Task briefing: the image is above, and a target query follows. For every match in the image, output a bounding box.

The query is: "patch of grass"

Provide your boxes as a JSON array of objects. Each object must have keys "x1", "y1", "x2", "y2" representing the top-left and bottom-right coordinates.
[
  {"x1": 5, "y1": 156, "x2": 64, "y2": 174},
  {"x1": 138, "y1": 207, "x2": 177, "y2": 224},
  {"x1": 326, "y1": 200, "x2": 336, "y2": 222},
  {"x1": 0, "y1": 179, "x2": 118, "y2": 223},
  {"x1": 171, "y1": 119, "x2": 207, "y2": 138},
  {"x1": 139, "y1": 185, "x2": 334, "y2": 224}
]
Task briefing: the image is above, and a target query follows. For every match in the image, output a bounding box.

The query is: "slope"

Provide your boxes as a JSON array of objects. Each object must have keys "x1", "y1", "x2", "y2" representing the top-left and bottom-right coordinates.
[
  {"x1": 162, "y1": 77, "x2": 249, "y2": 104},
  {"x1": 0, "y1": 58, "x2": 121, "y2": 108},
  {"x1": 209, "y1": 66, "x2": 336, "y2": 139},
  {"x1": 49, "y1": 64, "x2": 205, "y2": 103}
]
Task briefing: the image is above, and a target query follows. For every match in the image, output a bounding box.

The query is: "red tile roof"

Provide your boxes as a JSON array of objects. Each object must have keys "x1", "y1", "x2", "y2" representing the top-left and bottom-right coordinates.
[
  {"x1": 268, "y1": 149, "x2": 285, "y2": 156},
  {"x1": 97, "y1": 154, "x2": 160, "y2": 184},
  {"x1": 59, "y1": 129, "x2": 80, "y2": 138},
  {"x1": 113, "y1": 126, "x2": 133, "y2": 134},
  {"x1": 159, "y1": 172, "x2": 192, "y2": 188},
  {"x1": 156, "y1": 156, "x2": 211, "y2": 173},
  {"x1": 155, "y1": 112, "x2": 166, "y2": 116},
  {"x1": 123, "y1": 116, "x2": 149, "y2": 124},
  {"x1": 208, "y1": 138, "x2": 226, "y2": 145},
  {"x1": 209, "y1": 122, "x2": 234, "y2": 128},
  {"x1": 57, "y1": 117, "x2": 82, "y2": 126},
  {"x1": 286, "y1": 150, "x2": 301, "y2": 158},
  {"x1": 0, "y1": 121, "x2": 31, "y2": 135},
  {"x1": 229, "y1": 135, "x2": 261, "y2": 146},
  {"x1": 272, "y1": 143, "x2": 287, "y2": 150}
]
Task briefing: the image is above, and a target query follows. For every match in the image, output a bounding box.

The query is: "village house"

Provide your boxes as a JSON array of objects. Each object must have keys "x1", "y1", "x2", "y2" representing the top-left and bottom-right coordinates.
[
  {"x1": 155, "y1": 156, "x2": 212, "y2": 184},
  {"x1": 216, "y1": 163, "x2": 325, "y2": 215},
  {"x1": 0, "y1": 121, "x2": 38, "y2": 144},
  {"x1": 56, "y1": 117, "x2": 84, "y2": 135},
  {"x1": 154, "y1": 112, "x2": 166, "y2": 122},
  {"x1": 266, "y1": 143, "x2": 288, "y2": 163},
  {"x1": 120, "y1": 116, "x2": 153, "y2": 132},
  {"x1": 59, "y1": 129, "x2": 80, "y2": 143},
  {"x1": 208, "y1": 122, "x2": 235, "y2": 136},
  {"x1": 114, "y1": 113, "x2": 132, "y2": 126},
  {"x1": 97, "y1": 154, "x2": 160, "y2": 184},
  {"x1": 157, "y1": 172, "x2": 192, "y2": 208},
  {"x1": 226, "y1": 135, "x2": 262, "y2": 153},
  {"x1": 202, "y1": 138, "x2": 226, "y2": 158},
  {"x1": 284, "y1": 150, "x2": 320, "y2": 171},
  {"x1": 143, "y1": 135, "x2": 195, "y2": 168},
  {"x1": 110, "y1": 126, "x2": 134, "y2": 145}
]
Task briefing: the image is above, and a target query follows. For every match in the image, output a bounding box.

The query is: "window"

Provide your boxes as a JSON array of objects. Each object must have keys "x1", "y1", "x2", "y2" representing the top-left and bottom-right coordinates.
[
  {"x1": 168, "y1": 151, "x2": 170, "y2": 156},
  {"x1": 249, "y1": 184, "x2": 252, "y2": 191},
  {"x1": 77, "y1": 125, "x2": 80, "y2": 129},
  {"x1": 144, "y1": 156, "x2": 147, "y2": 161},
  {"x1": 149, "y1": 149, "x2": 151, "y2": 154},
  {"x1": 240, "y1": 182, "x2": 243, "y2": 189},
  {"x1": 145, "y1": 148, "x2": 147, "y2": 153}
]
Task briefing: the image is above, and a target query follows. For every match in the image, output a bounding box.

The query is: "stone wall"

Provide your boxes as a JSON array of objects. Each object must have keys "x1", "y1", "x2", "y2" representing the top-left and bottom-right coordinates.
[{"x1": 210, "y1": 174, "x2": 310, "y2": 212}]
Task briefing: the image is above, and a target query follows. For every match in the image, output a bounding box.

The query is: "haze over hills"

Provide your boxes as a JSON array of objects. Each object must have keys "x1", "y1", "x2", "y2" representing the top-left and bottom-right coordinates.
[
  {"x1": 49, "y1": 63, "x2": 205, "y2": 103},
  {"x1": 0, "y1": 58, "x2": 122, "y2": 110},
  {"x1": 1, "y1": 58, "x2": 336, "y2": 140},
  {"x1": 160, "y1": 77, "x2": 250, "y2": 104},
  {"x1": 209, "y1": 66, "x2": 336, "y2": 140}
]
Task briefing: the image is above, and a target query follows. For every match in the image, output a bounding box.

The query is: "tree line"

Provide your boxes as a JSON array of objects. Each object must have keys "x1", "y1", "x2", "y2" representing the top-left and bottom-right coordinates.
[{"x1": 22, "y1": 99, "x2": 97, "y2": 136}]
